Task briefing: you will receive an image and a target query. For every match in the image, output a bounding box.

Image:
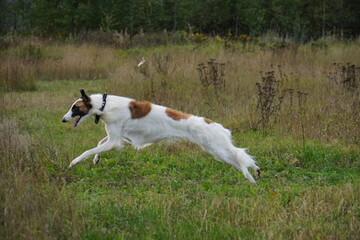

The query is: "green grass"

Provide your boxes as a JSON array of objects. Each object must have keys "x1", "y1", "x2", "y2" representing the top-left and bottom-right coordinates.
[{"x1": 1, "y1": 78, "x2": 359, "y2": 240}]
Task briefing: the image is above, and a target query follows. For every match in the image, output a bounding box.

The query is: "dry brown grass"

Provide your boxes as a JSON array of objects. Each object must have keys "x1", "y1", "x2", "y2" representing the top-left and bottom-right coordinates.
[
  {"x1": 0, "y1": 40, "x2": 359, "y2": 144},
  {"x1": 0, "y1": 43, "x2": 116, "y2": 89},
  {"x1": 107, "y1": 43, "x2": 359, "y2": 144},
  {"x1": 39, "y1": 44, "x2": 115, "y2": 80},
  {"x1": 0, "y1": 119, "x2": 84, "y2": 240}
]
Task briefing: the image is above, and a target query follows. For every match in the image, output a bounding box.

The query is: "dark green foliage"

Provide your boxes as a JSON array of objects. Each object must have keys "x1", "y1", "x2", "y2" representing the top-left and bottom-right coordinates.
[{"x1": 1, "y1": 0, "x2": 359, "y2": 40}]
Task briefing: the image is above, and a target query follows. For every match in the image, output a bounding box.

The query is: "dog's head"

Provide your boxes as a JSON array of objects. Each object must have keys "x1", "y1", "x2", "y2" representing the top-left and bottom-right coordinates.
[{"x1": 62, "y1": 89, "x2": 93, "y2": 127}]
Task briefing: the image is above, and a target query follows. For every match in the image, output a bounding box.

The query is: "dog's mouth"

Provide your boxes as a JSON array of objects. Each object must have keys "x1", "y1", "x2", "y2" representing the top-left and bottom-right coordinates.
[{"x1": 73, "y1": 116, "x2": 82, "y2": 127}]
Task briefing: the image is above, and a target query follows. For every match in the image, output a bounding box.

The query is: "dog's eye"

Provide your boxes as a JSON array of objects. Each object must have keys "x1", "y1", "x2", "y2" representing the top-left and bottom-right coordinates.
[
  {"x1": 71, "y1": 106, "x2": 80, "y2": 115},
  {"x1": 71, "y1": 105, "x2": 86, "y2": 117}
]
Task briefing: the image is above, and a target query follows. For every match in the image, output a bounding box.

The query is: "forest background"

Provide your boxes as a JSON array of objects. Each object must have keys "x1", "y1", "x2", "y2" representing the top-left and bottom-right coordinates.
[{"x1": 1, "y1": 0, "x2": 360, "y2": 42}]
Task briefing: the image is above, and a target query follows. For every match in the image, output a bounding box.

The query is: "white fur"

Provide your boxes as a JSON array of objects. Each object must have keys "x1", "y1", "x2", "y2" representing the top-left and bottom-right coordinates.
[{"x1": 62, "y1": 94, "x2": 260, "y2": 183}]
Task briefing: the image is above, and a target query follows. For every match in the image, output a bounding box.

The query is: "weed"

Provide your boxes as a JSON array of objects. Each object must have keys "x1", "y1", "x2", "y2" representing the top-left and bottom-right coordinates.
[
  {"x1": 255, "y1": 69, "x2": 288, "y2": 130},
  {"x1": 136, "y1": 59, "x2": 150, "y2": 78},
  {"x1": 197, "y1": 59, "x2": 226, "y2": 96},
  {"x1": 153, "y1": 53, "x2": 172, "y2": 76},
  {"x1": 327, "y1": 62, "x2": 360, "y2": 119},
  {"x1": 328, "y1": 62, "x2": 359, "y2": 93},
  {"x1": 255, "y1": 65, "x2": 310, "y2": 140},
  {"x1": 135, "y1": 59, "x2": 155, "y2": 99},
  {"x1": 297, "y1": 91, "x2": 309, "y2": 147}
]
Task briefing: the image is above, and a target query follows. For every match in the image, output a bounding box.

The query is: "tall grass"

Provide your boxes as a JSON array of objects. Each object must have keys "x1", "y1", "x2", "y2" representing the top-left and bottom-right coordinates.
[
  {"x1": 1, "y1": 40, "x2": 359, "y2": 143},
  {"x1": 0, "y1": 119, "x2": 84, "y2": 239},
  {"x1": 107, "y1": 42, "x2": 360, "y2": 143},
  {"x1": 0, "y1": 43, "x2": 115, "y2": 91}
]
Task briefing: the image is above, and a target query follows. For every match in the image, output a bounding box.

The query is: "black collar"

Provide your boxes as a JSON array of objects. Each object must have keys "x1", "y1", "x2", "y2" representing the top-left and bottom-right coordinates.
[{"x1": 94, "y1": 93, "x2": 108, "y2": 124}]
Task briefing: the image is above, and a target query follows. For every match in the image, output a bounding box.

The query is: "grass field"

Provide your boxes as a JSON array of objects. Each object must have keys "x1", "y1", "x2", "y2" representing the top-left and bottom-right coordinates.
[{"x1": 1, "y1": 39, "x2": 360, "y2": 239}]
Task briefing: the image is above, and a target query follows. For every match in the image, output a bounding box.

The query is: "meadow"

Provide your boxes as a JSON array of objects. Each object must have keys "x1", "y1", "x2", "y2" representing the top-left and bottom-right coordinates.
[{"x1": 0, "y1": 37, "x2": 359, "y2": 239}]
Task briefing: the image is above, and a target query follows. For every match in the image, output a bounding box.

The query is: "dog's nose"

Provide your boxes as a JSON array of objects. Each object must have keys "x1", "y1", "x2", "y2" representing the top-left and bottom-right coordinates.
[{"x1": 62, "y1": 118, "x2": 67, "y2": 123}]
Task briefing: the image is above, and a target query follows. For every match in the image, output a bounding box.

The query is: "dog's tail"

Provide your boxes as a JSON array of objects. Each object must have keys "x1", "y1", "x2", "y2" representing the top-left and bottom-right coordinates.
[{"x1": 232, "y1": 147, "x2": 260, "y2": 183}]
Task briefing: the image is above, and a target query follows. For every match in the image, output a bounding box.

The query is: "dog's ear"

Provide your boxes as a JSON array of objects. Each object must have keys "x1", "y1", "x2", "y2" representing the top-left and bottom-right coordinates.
[{"x1": 79, "y1": 89, "x2": 91, "y2": 103}]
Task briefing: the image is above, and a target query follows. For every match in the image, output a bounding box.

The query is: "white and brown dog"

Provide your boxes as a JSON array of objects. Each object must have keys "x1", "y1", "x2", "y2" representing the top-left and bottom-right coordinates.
[{"x1": 62, "y1": 89, "x2": 260, "y2": 183}]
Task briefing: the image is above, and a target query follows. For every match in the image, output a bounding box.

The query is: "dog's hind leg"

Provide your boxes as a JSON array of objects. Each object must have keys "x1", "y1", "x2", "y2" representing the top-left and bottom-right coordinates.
[
  {"x1": 253, "y1": 165, "x2": 261, "y2": 179},
  {"x1": 201, "y1": 143, "x2": 258, "y2": 183},
  {"x1": 218, "y1": 150, "x2": 257, "y2": 183},
  {"x1": 93, "y1": 136, "x2": 108, "y2": 165},
  {"x1": 232, "y1": 147, "x2": 261, "y2": 182}
]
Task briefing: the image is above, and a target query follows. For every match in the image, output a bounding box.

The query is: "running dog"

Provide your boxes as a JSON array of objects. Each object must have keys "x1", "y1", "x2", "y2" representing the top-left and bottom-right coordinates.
[{"x1": 62, "y1": 89, "x2": 260, "y2": 183}]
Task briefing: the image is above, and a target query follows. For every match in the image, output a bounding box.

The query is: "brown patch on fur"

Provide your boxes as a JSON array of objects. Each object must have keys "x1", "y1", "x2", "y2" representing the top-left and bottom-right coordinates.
[
  {"x1": 75, "y1": 101, "x2": 85, "y2": 108},
  {"x1": 74, "y1": 100, "x2": 91, "y2": 114},
  {"x1": 129, "y1": 101, "x2": 152, "y2": 119},
  {"x1": 165, "y1": 108, "x2": 191, "y2": 121},
  {"x1": 204, "y1": 118, "x2": 213, "y2": 124}
]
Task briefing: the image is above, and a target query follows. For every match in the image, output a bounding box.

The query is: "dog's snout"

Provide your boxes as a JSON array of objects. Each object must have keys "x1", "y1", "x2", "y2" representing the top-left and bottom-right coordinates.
[{"x1": 62, "y1": 112, "x2": 72, "y2": 123}]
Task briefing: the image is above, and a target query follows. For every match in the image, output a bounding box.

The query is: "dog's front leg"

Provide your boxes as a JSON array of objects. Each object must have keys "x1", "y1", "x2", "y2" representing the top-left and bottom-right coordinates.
[
  {"x1": 93, "y1": 136, "x2": 108, "y2": 165},
  {"x1": 69, "y1": 141, "x2": 121, "y2": 168}
]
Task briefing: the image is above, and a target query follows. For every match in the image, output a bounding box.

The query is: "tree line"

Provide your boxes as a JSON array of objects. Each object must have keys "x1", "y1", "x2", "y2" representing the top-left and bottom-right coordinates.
[{"x1": 1, "y1": 0, "x2": 359, "y2": 41}]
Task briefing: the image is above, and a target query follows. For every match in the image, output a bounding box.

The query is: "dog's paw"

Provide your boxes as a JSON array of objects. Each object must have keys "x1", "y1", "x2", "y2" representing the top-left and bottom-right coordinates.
[
  {"x1": 68, "y1": 159, "x2": 78, "y2": 168},
  {"x1": 93, "y1": 155, "x2": 100, "y2": 165},
  {"x1": 256, "y1": 168, "x2": 261, "y2": 178}
]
